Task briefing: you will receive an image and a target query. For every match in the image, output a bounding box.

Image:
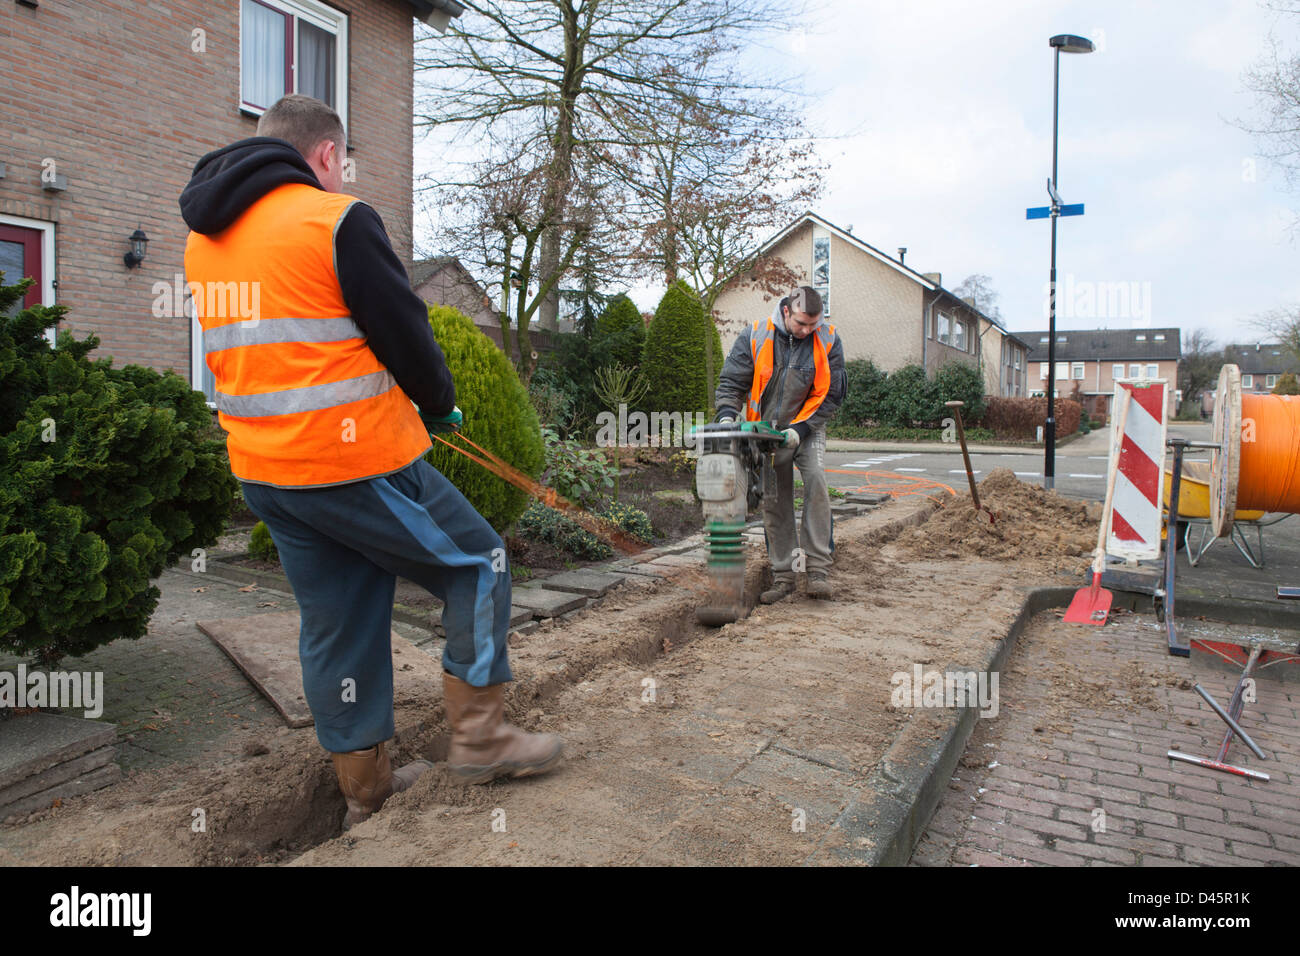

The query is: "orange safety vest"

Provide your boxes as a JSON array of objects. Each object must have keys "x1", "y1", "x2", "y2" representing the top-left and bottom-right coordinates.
[
  {"x1": 185, "y1": 183, "x2": 431, "y2": 488},
  {"x1": 745, "y1": 316, "x2": 837, "y2": 425}
]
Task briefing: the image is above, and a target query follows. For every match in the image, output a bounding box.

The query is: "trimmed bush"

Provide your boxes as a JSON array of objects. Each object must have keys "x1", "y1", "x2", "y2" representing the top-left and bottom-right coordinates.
[
  {"x1": 832, "y1": 359, "x2": 887, "y2": 428},
  {"x1": 594, "y1": 294, "x2": 645, "y2": 369},
  {"x1": 598, "y1": 500, "x2": 654, "y2": 543},
  {"x1": 0, "y1": 277, "x2": 236, "y2": 664},
  {"x1": 423, "y1": 305, "x2": 544, "y2": 532},
  {"x1": 933, "y1": 361, "x2": 986, "y2": 423},
  {"x1": 642, "y1": 280, "x2": 718, "y2": 417},
  {"x1": 1273, "y1": 373, "x2": 1300, "y2": 395},
  {"x1": 983, "y1": 396, "x2": 1082, "y2": 441},
  {"x1": 515, "y1": 502, "x2": 612, "y2": 561},
  {"x1": 249, "y1": 521, "x2": 279, "y2": 562},
  {"x1": 877, "y1": 364, "x2": 935, "y2": 428}
]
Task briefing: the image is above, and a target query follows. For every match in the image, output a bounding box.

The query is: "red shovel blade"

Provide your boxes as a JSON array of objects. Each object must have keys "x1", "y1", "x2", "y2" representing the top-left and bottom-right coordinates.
[{"x1": 1064, "y1": 571, "x2": 1113, "y2": 626}]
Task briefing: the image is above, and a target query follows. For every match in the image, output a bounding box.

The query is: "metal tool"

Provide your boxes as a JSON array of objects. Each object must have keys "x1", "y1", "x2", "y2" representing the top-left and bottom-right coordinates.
[
  {"x1": 1167, "y1": 643, "x2": 1271, "y2": 782},
  {"x1": 944, "y1": 400, "x2": 993, "y2": 524},
  {"x1": 690, "y1": 420, "x2": 786, "y2": 626}
]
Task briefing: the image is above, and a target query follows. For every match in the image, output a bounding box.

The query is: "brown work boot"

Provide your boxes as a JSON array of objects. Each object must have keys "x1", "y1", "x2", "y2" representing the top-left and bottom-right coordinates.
[
  {"x1": 760, "y1": 575, "x2": 796, "y2": 604},
  {"x1": 443, "y1": 672, "x2": 564, "y2": 784},
  {"x1": 331, "y1": 741, "x2": 433, "y2": 830},
  {"x1": 807, "y1": 570, "x2": 833, "y2": 599}
]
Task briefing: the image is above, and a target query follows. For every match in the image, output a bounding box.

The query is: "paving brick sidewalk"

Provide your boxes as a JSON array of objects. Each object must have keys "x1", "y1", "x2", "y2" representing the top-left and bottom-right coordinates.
[{"x1": 911, "y1": 612, "x2": 1299, "y2": 867}]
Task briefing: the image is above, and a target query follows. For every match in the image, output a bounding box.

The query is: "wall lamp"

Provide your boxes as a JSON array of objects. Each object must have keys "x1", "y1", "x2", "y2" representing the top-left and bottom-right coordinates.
[{"x1": 123, "y1": 227, "x2": 149, "y2": 269}]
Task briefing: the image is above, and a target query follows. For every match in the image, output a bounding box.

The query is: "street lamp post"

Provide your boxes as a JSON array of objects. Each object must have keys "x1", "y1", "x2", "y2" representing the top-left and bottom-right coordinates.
[{"x1": 1043, "y1": 33, "x2": 1093, "y2": 491}]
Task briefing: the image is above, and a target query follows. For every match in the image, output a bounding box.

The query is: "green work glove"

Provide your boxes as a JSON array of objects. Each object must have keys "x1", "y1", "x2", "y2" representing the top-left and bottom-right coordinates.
[
  {"x1": 425, "y1": 405, "x2": 463, "y2": 432},
  {"x1": 782, "y1": 427, "x2": 800, "y2": 448}
]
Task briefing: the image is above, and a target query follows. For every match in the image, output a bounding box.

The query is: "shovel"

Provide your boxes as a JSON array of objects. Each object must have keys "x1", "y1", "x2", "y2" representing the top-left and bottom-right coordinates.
[{"x1": 1064, "y1": 387, "x2": 1132, "y2": 625}]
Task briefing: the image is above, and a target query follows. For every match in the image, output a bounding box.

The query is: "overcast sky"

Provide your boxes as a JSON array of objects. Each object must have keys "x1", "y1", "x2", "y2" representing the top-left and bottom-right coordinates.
[
  {"x1": 736, "y1": 0, "x2": 1300, "y2": 348},
  {"x1": 416, "y1": 1, "x2": 1300, "y2": 351}
]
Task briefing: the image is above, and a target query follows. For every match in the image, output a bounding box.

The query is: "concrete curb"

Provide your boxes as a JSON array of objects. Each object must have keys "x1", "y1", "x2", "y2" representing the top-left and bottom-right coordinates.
[{"x1": 816, "y1": 585, "x2": 1300, "y2": 866}]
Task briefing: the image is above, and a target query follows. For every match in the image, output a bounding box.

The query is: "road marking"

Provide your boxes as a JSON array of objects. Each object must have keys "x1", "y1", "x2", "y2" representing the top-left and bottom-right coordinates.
[
  {"x1": 894, "y1": 467, "x2": 927, "y2": 472},
  {"x1": 1068, "y1": 473, "x2": 1103, "y2": 479},
  {"x1": 1014, "y1": 471, "x2": 1040, "y2": 477},
  {"x1": 949, "y1": 469, "x2": 981, "y2": 475}
]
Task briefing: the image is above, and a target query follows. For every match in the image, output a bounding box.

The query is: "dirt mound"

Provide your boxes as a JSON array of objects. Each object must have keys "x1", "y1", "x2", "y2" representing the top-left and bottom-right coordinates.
[{"x1": 896, "y1": 468, "x2": 1098, "y2": 571}]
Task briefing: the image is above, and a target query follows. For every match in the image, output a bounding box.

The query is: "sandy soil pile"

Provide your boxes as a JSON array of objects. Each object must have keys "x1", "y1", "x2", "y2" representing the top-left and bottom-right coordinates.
[{"x1": 897, "y1": 468, "x2": 1099, "y2": 571}]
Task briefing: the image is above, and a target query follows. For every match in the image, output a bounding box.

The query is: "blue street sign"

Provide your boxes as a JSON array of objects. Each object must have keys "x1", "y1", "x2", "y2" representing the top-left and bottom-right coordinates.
[{"x1": 1025, "y1": 203, "x2": 1085, "y2": 220}]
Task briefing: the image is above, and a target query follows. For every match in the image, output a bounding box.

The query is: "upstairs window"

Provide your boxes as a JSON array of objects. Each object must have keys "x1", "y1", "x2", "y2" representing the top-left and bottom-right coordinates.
[
  {"x1": 241, "y1": 0, "x2": 348, "y2": 123},
  {"x1": 1072, "y1": 362, "x2": 1085, "y2": 379}
]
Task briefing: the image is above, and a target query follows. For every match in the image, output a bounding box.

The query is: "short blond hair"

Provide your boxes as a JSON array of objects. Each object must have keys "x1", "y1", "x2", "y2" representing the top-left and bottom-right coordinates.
[{"x1": 256, "y1": 94, "x2": 345, "y2": 158}]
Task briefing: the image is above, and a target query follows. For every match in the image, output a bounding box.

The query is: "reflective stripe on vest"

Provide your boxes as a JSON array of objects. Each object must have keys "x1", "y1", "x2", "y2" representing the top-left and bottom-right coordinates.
[
  {"x1": 185, "y1": 183, "x2": 432, "y2": 488},
  {"x1": 746, "y1": 318, "x2": 835, "y2": 424}
]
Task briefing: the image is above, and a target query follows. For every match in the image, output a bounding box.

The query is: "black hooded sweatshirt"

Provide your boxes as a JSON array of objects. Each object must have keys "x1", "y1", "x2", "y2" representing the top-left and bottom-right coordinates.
[{"x1": 179, "y1": 137, "x2": 455, "y2": 424}]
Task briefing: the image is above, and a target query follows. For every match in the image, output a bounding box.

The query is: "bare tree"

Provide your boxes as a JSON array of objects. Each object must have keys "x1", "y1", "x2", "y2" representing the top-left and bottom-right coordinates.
[
  {"x1": 951, "y1": 274, "x2": 1003, "y2": 322},
  {"x1": 414, "y1": 0, "x2": 809, "y2": 331},
  {"x1": 1178, "y1": 328, "x2": 1223, "y2": 407}
]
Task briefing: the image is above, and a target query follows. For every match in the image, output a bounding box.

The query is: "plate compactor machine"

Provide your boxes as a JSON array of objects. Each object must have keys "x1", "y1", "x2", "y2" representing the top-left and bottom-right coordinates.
[{"x1": 690, "y1": 420, "x2": 787, "y2": 626}]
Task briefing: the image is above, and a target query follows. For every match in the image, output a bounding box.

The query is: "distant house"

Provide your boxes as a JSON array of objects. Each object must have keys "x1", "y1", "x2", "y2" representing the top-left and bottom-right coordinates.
[
  {"x1": 1014, "y1": 327, "x2": 1182, "y2": 419},
  {"x1": 1, "y1": 0, "x2": 461, "y2": 404},
  {"x1": 711, "y1": 211, "x2": 1028, "y2": 397},
  {"x1": 412, "y1": 256, "x2": 501, "y2": 328},
  {"x1": 1221, "y1": 343, "x2": 1300, "y2": 394}
]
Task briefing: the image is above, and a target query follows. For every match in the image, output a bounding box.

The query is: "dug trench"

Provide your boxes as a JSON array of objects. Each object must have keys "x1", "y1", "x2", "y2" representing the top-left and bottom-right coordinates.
[{"x1": 0, "y1": 471, "x2": 1103, "y2": 866}]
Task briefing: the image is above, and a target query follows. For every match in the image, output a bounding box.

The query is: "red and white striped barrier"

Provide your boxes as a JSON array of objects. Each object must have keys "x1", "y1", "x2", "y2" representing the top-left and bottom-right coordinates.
[{"x1": 1106, "y1": 380, "x2": 1168, "y2": 561}]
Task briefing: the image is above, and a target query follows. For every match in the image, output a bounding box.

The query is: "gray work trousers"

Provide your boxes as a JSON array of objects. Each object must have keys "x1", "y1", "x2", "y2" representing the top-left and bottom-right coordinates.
[{"x1": 762, "y1": 426, "x2": 833, "y2": 579}]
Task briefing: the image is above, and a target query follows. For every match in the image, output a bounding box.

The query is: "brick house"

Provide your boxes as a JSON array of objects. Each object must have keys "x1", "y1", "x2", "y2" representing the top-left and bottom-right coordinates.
[
  {"x1": 1221, "y1": 343, "x2": 1300, "y2": 394},
  {"x1": 1, "y1": 0, "x2": 461, "y2": 401},
  {"x1": 711, "y1": 211, "x2": 1029, "y2": 397},
  {"x1": 411, "y1": 254, "x2": 561, "y2": 364},
  {"x1": 1014, "y1": 327, "x2": 1182, "y2": 420}
]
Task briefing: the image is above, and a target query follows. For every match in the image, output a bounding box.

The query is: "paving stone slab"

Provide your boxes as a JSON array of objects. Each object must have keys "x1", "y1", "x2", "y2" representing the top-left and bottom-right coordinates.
[
  {"x1": 0, "y1": 763, "x2": 122, "y2": 820},
  {"x1": 509, "y1": 587, "x2": 587, "y2": 618},
  {"x1": 536, "y1": 570, "x2": 628, "y2": 598},
  {"x1": 197, "y1": 612, "x2": 442, "y2": 728},
  {"x1": 508, "y1": 605, "x2": 533, "y2": 627},
  {"x1": 844, "y1": 492, "x2": 890, "y2": 505},
  {"x1": 0, "y1": 713, "x2": 116, "y2": 790},
  {"x1": 619, "y1": 563, "x2": 671, "y2": 578},
  {"x1": 646, "y1": 553, "x2": 703, "y2": 568},
  {"x1": 0, "y1": 744, "x2": 116, "y2": 814}
]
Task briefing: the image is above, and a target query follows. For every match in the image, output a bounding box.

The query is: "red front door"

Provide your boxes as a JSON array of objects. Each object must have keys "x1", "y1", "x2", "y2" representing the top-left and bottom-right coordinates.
[{"x1": 0, "y1": 223, "x2": 44, "y2": 315}]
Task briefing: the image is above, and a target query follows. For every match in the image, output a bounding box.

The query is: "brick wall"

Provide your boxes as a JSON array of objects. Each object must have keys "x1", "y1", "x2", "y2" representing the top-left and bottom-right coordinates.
[{"x1": 0, "y1": 0, "x2": 414, "y2": 380}]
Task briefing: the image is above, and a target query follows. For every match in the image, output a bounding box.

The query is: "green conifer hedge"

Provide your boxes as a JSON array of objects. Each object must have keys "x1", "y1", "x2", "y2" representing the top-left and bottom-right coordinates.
[
  {"x1": 422, "y1": 305, "x2": 544, "y2": 532},
  {"x1": 0, "y1": 278, "x2": 236, "y2": 663}
]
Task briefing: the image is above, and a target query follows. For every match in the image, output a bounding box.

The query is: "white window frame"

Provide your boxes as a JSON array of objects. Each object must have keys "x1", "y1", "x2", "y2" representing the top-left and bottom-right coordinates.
[
  {"x1": 240, "y1": 0, "x2": 350, "y2": 129},
  {"x1": 1112, "y1": 363, "x2": 1124, "y2": 381},
  {"x1": 1242, "y1": 373, "x2": 1254, "y2": 389},
  {"x1": 1072, "y1": 362, "x2": 1085, "y2": 380},
  {"x1": 1146, "y1": 363, "x2": 1159, "y2": 379},
  {"x1": 1129, "y1": 363, "x2": 1142, "y2": 378},
  {"x1": 1039, "y1": 362, "x2": 1048, "y2": 380},
  {"x1": 1267, "y1": 374, "x2": 1278, "y2": 389},
  {"x1": 1056, "y1": 362, "x2": 1068, "y2": 380},
  {"x1": 0, "y1": 213, "x2": 57, "y2": 347},
  {"x1": 188, "y1": 292, "x2": 218, "y2": 409}
]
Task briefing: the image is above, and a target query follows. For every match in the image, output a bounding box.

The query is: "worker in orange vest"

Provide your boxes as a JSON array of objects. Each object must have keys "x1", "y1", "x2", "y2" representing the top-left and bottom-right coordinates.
[
  {"x1": 180, "y1": 95, "x2": 561, "y2": 829},
  {"x1": 714, "y1": 287, "x2": 846, "y2": 601}
]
